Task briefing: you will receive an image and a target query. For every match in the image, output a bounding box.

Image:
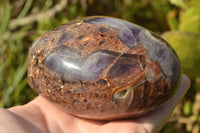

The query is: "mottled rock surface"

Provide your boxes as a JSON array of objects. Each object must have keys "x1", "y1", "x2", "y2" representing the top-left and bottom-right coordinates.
[{"x1": 28, "y1": 16, "x2": 181, "y2": 120}]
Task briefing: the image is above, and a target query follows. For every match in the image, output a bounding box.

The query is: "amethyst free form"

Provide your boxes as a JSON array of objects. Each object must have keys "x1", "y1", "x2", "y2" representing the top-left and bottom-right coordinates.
[{"x1": 28, "y1": 16, "x2": 181, "y2": 120}]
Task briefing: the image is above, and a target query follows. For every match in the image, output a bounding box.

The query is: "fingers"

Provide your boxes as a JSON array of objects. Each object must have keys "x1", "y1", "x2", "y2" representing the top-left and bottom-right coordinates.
[
  {"x1": 27, "y1": 74, "x2": 190, "y2": 133},
  {"x1": 53, "y1": 74, "x2": 190, "y2": 133},
  {"x1": 136, "y1": 74, "x2": 190, "y2": 133}
]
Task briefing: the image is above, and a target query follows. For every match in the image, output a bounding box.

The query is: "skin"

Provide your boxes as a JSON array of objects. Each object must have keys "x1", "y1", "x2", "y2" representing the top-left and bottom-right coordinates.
[{"x1": 0, "y1": 74, "x2": 190, "y2": 133}]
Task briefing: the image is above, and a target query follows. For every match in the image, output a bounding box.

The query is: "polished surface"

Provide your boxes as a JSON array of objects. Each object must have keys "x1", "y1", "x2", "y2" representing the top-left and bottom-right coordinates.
[{"x1": 28, "y1": 16, "x2": 181, "y2": 120}]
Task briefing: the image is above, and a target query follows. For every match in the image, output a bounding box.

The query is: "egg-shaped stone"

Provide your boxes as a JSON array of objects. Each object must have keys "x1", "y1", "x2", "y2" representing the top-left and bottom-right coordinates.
[{"x1": 28, "y1": 16, "x2": 181, "y2": 120}]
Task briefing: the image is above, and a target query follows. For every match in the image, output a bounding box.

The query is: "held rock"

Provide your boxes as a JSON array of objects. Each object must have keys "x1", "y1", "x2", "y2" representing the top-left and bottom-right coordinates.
[{"x1": 28, "y1": 16, "x2": 181, "y2": 120}]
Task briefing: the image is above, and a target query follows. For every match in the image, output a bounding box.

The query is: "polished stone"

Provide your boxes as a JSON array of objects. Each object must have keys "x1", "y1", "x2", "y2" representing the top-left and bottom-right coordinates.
[{"x1": 28, "y1": 16, "x2": 181, "y2": 120}]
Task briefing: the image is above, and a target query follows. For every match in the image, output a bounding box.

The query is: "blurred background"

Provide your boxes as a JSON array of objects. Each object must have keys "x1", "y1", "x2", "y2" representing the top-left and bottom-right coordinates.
[{"x1": 0, "y1": 0, "x2": 200, "y2": 132}]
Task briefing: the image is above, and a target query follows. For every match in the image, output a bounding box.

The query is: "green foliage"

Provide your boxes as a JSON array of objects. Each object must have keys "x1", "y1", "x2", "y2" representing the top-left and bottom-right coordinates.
[
  {"x1": 0, "y1": 0, "x2": 199, "y2": 132},
  {"x1": 162, "y1": 1, "x2": 200, "y2": 132},
  {"x1": 167, "y1": 0, "x2": 200, "y2": 34},
  {"x1": 169, "y1": 0, "x2": 187, "y2": 9},
  {"x1": 183, "y1": 100, "x2": 193, "y2": 116},
  {"x1": 0, "y1": 1, "x2": 11, "y2": 36},
  {"x1": 162, "y1": 31, "x2": 200, "y2": 78},
  {"x1": 164, "y1": 0, "x2": 200, "y2": 78},
  {"x1": 120, "y1": 0, "x2": 173, "y2": 32},
  {"x1": 179, "y1": 8, "x2": 200, "y2": 34}
]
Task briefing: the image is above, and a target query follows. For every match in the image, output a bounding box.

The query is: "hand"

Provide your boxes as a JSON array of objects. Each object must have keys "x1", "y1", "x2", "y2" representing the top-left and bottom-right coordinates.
[{"x1": 0, "y1": 74, "x2": 190, "y2": 133}]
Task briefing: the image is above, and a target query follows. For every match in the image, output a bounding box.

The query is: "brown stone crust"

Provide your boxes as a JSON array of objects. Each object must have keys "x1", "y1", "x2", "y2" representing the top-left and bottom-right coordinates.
[{"x1": 28, "y1": 17, "x2": 180, "y2": 120}]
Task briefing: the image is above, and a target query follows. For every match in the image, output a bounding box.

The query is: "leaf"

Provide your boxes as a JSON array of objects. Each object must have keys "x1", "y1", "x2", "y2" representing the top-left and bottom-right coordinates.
[
  {"x1": 162, "y1": 31, "x2": 200, "y2": 78},
  {"x1": 166, "y1": 10, "x2": 179, "y2": 30},
  {"x1": 188, "y1": 0, "x2": 200, "y2": 8},
  {"x1": 168, "y1": 0, "x2": 187, "y2": 9},
  {"x1": 183, "y1": 101, "x2": 193, "y2": 116},
  {"x1": 179, "y1": 14, "x2": 200, "y2": 34},
  {"x1": 180, "y1": 7, "x2": 200, "y2": 22},
  {"x1": 0, "y1": 1, "x2": 11, "y2": 37},
  {"x1": 178, "y1": 7, "x2": 200, "y2": 34}
]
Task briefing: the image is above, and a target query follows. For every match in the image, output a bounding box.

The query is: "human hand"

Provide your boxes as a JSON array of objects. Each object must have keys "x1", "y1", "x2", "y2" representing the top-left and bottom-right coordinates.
[{"x1": 0, "y1": 74, "x2": 190, "y2": 133}]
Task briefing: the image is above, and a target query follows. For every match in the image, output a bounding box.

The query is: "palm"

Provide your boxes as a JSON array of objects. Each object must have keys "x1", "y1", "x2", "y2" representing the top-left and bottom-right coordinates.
[{"x1": 1, "y1": 75, "x2": 190, "y2": 133}]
